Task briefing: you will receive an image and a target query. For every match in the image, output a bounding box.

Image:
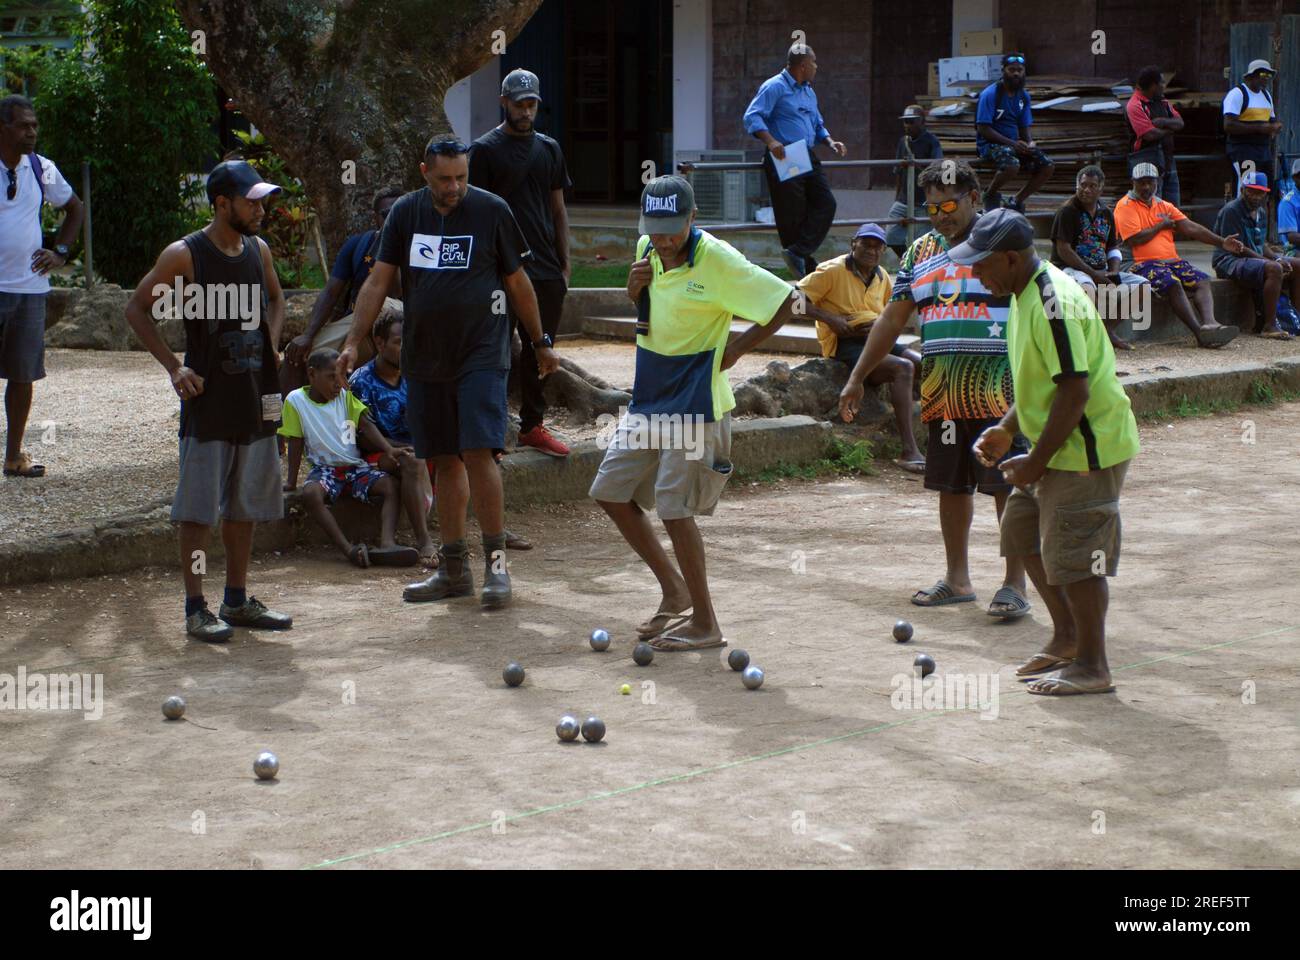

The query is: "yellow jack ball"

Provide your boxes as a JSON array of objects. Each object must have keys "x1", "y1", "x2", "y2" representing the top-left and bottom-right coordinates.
[{"x1": 620, "y1": 683, "x2": 631, "y2": 695}]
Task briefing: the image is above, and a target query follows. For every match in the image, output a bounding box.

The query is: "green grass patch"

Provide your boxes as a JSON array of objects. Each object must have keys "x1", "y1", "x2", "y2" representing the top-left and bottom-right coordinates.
[
  {"x1": 567, "y1": 261, "x2": 794, "y2": 288},
  {"x1": 739, "y1": 437, "x2": 877, "y2": 484},
  {"x1": 1138, "y1": 380, "x2": 1300, "y2": 422}
]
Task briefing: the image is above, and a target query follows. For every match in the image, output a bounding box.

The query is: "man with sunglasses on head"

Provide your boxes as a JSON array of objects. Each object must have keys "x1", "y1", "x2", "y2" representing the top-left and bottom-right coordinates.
[
  {"x1": 839, "y1": 159, "x2": 1031, "y2": 622},
  {"x1": 337, "y1": 136, "x2": 558, "y2": 609},
  {"x1": 281, "y1": 186, "x2": 405, "y2": 397},
  {"x1": 975, "y1": 54, "x2": 1055, "y2": 214},
  {"x1": 0, "y1": 94, "x2": 85, "y2": 479}
]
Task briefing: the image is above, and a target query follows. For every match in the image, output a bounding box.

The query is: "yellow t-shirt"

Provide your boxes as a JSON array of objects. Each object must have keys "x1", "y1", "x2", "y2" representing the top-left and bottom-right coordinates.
[{"x1": 797, "y1": 254, "x2": 893, "y2": 357}]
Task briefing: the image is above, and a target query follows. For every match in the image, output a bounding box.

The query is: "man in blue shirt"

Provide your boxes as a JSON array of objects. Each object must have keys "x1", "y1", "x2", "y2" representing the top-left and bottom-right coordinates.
[
  {"x1": 975, "y1": 54, "x2": 1055, "y2": 213},
  {"x1": 1280, "y1": 158, "x2": 1300, "y2": 256},
  {"x1": 744, "y1": 43, "x2": 847, "y2": 279}
]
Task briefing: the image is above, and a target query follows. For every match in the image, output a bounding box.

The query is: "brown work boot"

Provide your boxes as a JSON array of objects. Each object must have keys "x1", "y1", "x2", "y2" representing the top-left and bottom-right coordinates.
[
  {"x1": 480, "y1": 533, "x2": 512, "y2": 609},
  {"x1": 403, "y1": 541, "x2": 473, "y2": 602}
]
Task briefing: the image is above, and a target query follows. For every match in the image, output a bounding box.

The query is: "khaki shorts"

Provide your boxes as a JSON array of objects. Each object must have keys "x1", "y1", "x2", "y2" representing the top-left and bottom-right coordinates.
[
  {"x1": 588, "y1": 412, "x2": 733, "y2": 520},
  {"x1": 1000, "y1": 459, "x2": 1130, "y2": 585},
  {"x1": 313, "y1": 297, "x2": 403, "y2": 362}
]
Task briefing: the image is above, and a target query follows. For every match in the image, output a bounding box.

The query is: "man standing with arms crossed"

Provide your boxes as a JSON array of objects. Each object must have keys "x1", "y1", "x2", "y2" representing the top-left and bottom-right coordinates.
[
  {"x1": 960, "y1": 210, "x2": 1141, "y2": 695},
  {"x1": 591, "y1": 176, "x2": 800, "y2": 650},
  {"x1": 470, "y1": 68, "x2": 573, "y2": 458},
  {"x1": 839, "y1": 159, "x2": 1030, "y2": 620},
  {"x1": 338, "y1": 137, "x2": 558, "y2": 609}
]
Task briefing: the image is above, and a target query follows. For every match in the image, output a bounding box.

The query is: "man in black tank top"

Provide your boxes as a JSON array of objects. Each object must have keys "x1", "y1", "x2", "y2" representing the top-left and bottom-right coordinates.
[{"x1": 126, "y1": 160, "x2": 294, "y2": 642}]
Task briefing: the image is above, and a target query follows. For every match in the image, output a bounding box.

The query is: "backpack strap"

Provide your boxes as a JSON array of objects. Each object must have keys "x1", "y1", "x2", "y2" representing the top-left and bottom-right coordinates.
[{"x1": 29, "y1": 154, "x2": 45, "y2": 206}]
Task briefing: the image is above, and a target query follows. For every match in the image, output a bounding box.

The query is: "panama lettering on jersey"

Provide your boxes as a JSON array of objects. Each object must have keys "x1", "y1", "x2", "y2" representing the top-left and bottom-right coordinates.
[{"x1": 892, "y1": 228, "x2": 1013, "y2": 423}]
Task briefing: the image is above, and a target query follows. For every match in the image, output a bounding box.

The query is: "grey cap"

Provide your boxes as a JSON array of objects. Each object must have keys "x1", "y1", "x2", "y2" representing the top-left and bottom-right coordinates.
[
  {"x1": 947, "y1": 209, "x2": 1035, "y2": 265},
  {"x1": 638, "y1": 175, "x2": 695, "y2": 235},
  {"x1": 1244, "y1": 59, "x2": 1275, "y2": 77},
  {"x1": 502, "y1": 68, "x2": 542, "y2": 102}
]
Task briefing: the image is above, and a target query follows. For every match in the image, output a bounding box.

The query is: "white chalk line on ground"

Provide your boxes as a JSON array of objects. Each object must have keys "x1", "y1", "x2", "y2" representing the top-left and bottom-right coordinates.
[{"x1": 304, "y1": 623, "x2": 1298, "y2": 868}]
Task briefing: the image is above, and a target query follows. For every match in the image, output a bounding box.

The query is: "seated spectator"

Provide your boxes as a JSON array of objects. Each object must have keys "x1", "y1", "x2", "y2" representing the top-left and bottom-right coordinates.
[
  {"x1": 280, "y1": 188, "x2": 404, "y2": 397},
  {"x1": 1212, "y1": 173, "x2": 1300, "y2": 340},
  {"x1": 1050, "y1": 165, "x2": 1149, "y2": 351},
  {"x1": 885, "y1": 105, "x2": 942, "y2": 258},
  {"x1": 280, "y1": 348, "x2": 419, "y2": 568},
  {"x1": 348, "y1": 313, "x2": 438, "y2": 563},
  {"x1": 1126, "y1": 65, "x2": 1183, "y2": 207},
  {"x1": 798, "y1": 223, "x2": 925, "y2": 472},
  {"x1": 1280, "y1": 159, "x2": 1300, "y2": 256},
  {"x1": 975, "y1": 54, "x2": 1055, "y2": 213},
  {"x1": 1114, "y1": 164, "x2": 1247, "y2": 348}
]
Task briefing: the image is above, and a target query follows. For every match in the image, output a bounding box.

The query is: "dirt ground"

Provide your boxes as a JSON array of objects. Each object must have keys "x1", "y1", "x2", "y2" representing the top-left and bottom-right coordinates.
[
  {"x1": 4, "y1": 335, "x2": 1300, "y2": 546},
  {"x1": 1, "y1": 405, "x2": 1298, "y2": 869}
]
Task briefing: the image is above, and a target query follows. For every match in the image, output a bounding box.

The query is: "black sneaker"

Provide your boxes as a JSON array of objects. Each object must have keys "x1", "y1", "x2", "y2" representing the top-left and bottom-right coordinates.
[
  {"x1": 187, "y1": 605, "x2": 234, "y2": 643},
  {"x1": 219, "y1": 596, "x2": 293, "y2": 630}
]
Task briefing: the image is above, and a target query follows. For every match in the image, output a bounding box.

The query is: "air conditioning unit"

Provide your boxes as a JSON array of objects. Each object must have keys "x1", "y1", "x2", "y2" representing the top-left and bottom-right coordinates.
[{"x1": 675, "y1": 151, "x2": 758, "y2": 223}]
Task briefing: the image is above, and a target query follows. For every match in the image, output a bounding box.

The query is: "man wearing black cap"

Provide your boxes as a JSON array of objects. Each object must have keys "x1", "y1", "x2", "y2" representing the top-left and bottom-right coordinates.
[
  {"x1": 470, "y1": 67, "x2": 573, "y2": 458},
  {"x1": 975, "y1": 54, "x2": 1055, "y2": 213},
  {"x1": 591, "y1": 174, "x2": 801, "y2": 650},
  {"x1": 956, "y1": 209, "x2": 1140, "y2": 696},
  {"x1": 126, "y1": 159, "x2": 293, "y2": 642},
  {"x1": 337, "y1": 136, "x2": 558, "y2": 609},
  {"x1": 886, "y1": 105, "x2": 942, "y2": 258}
]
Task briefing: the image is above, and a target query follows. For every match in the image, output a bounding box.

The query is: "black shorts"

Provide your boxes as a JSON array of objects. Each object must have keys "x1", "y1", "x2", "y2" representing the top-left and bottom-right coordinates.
[
  {"x1": 406, "y1": 369, "x2": 509, "y2": 458},
  {"x1": 924, "y1": 416, "x2": 1029, "y2": 496}
]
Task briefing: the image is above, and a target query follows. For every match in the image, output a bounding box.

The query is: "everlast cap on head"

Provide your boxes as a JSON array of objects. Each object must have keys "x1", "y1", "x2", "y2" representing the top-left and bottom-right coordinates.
[
  {"x1": 206, "y1": 160, "x2": 281, "y2": 206},
  {"x1": 947, "y1": 208, "x2": 1035, "y2": 265},
  {"x1": 502, "y1": 68, "x2": 542, "y2": 102},
  {"x1": 639, "y1": 175, "x2": 694, "y2": 235}
]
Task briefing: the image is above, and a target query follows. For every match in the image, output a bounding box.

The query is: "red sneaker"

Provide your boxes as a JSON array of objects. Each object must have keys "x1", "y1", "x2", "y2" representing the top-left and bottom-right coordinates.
[{"x1": 518, "y1": 424, "x2": 570, "y2": 457}]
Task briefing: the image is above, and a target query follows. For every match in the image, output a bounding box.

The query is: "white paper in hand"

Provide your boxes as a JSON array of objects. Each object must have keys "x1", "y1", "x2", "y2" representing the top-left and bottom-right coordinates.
[{"x1": 775, "y1": 140, "x2": 812, "y2": 181}]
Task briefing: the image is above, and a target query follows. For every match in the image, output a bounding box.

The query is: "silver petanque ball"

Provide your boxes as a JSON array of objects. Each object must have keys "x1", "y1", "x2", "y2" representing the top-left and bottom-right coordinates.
[
  {"x1": 503, "y1": 661, "x2": 525, "y2": 687},
  {"x1": 253, "y1": 751, "x2": 279, "y2": 780},
  {"x1": 589, "y1": 629, "x2": 611, "y2": 651},
  {"x1": 742, "y1": 666, "x2": 765, "y2": 690},
  {"x1": 581, "y1": 715, "x2": 606, "y2": 743},
  {"x1": 162, "y1": 695, "x2": 186, "y2": 720},
  {"x1": 556, "y1": 715, "x2": 581, "y2": 742},
  {"x1": 914, "y1": 653, "x2": 936, "y2": 678},
  {"x1": 727, "y1": 649, "x2": 750, "y2": 672},
  {"x1": 632, "y1": 642, "x2": 655, "y2": 666}
]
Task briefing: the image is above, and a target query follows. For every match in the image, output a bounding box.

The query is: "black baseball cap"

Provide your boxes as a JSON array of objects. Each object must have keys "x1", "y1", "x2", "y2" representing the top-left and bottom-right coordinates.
[
  {"x1": 502, "y1": 69, "x2": 542, "y2": 102},
  {"x1": 947, "y1": 208, "x2": 1035, "y2": 265},
  {"x1": 639, "y1": 175, "x2": 695, "y2": 235},
  {"x1": 206, "y1": 160, "x2": 281, "y2": 206}
]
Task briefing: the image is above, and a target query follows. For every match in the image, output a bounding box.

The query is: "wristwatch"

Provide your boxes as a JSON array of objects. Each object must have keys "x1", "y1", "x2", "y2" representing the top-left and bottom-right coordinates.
[
  {"x1": 532, "y1": 333, "x2": 554, "y2": 350},
  {"x1": 54, "y1": 244, "x2": 70, "y2": 259}
]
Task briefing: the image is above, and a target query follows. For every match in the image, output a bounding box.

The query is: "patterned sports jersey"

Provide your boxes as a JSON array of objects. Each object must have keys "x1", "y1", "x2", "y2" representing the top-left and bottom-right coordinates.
[{"x1": 891, "y1": 226, "x2": 1014, "y2": 422}]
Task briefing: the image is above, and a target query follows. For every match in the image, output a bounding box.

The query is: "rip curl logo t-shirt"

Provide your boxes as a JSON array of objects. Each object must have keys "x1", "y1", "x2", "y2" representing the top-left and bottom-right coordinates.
[{"x1": 378, "y1": 185, "x2": 530, "y2": 382}]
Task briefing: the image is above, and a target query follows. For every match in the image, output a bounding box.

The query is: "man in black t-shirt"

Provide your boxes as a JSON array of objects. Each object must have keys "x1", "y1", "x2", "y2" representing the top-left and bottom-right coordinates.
[
  {"x1": 470, "y1": 68, "x2": 573, "y2": 458},
  {"x1": 338, "y1": 137, "x2": 559, "y2": 609},
  {"x1": 885, "y1": 105, "x2": 943, "y2": 257}
]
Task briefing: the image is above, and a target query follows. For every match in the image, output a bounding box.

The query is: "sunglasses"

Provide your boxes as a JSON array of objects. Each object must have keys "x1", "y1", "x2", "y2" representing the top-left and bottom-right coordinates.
[
  {"x1": 1004, "y1": 56, "x2": 1026, "y2": 65},
  {"x1": 5, "y1": 167, "x2": 15, "y2": 201},
  {"x1": 426, "y1": 139, "x2": 469, "y2": 156},
  {"x1": 925, "y1": 198, "x2": 964, "y2": 216}
]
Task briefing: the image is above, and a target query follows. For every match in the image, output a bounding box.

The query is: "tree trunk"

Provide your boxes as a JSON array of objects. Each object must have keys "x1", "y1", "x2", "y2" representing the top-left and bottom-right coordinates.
[{"x1": 174, "y1": 0, "x2": 544, "y2": 248}]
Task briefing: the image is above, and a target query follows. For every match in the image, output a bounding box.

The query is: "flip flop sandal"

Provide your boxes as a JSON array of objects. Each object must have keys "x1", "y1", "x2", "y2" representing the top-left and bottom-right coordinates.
[
  {"x1": 348, "y1": 543, "x2": 371, "y2": 568},
  {"x1": 987, "y1": 586, "x2": 1032, "y2": 620},
  {"x1": 649, "y1": 631, "x2": 727, "y2": 652},
  {"x1": 505, "y1": 529, "x2": 533, "y2": 550},
  {"x1": 3, "y1": 453, "x2": 45, "y2": 477},
  {"x1": 1025, "y1": 676, "x2": 1116, "y2": 696},
  {"x1": 1015, "y1": 653, "x2": 1074, "y2": 679},
  {"x1": 418, "y1": 547, "x2": 439, "y2": 568},
  {"x1": 369, "y1": 545, "x2": 420, "y2": 567},
  {"x1": 636, "y1": 611, "x2": 693, "y2": 640},
  {"x1": 895, "y1": 458, "x2": 926, "y2": 474},
  {"x1": 1194, "y1": 325, "x2": 1238, "y2": 347},
  {"x1": 1259, "y1": 330, "x2": 1293, "y2": 340},
  {"x1": 911, "y1": 580, "x2": 976, "y2": 607}
]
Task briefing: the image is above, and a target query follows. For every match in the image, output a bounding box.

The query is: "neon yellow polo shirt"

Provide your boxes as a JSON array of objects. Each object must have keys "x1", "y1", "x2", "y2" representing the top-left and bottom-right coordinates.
[
  {"x1": 1008, "y1": 262, "x2": 1140, "y2": 471},
  {"x1": 633, "y1": 229, "x2": 792, "y2": 421}
]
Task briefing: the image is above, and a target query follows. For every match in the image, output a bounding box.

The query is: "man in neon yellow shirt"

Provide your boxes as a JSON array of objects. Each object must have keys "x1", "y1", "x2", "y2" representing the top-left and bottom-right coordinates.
[
  {"x1": 590, "y1": 176, "x2": 800, "y2": 650},
  {"x1": 955, "y1": 210, "x2": 1141, "y2": 696}
]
